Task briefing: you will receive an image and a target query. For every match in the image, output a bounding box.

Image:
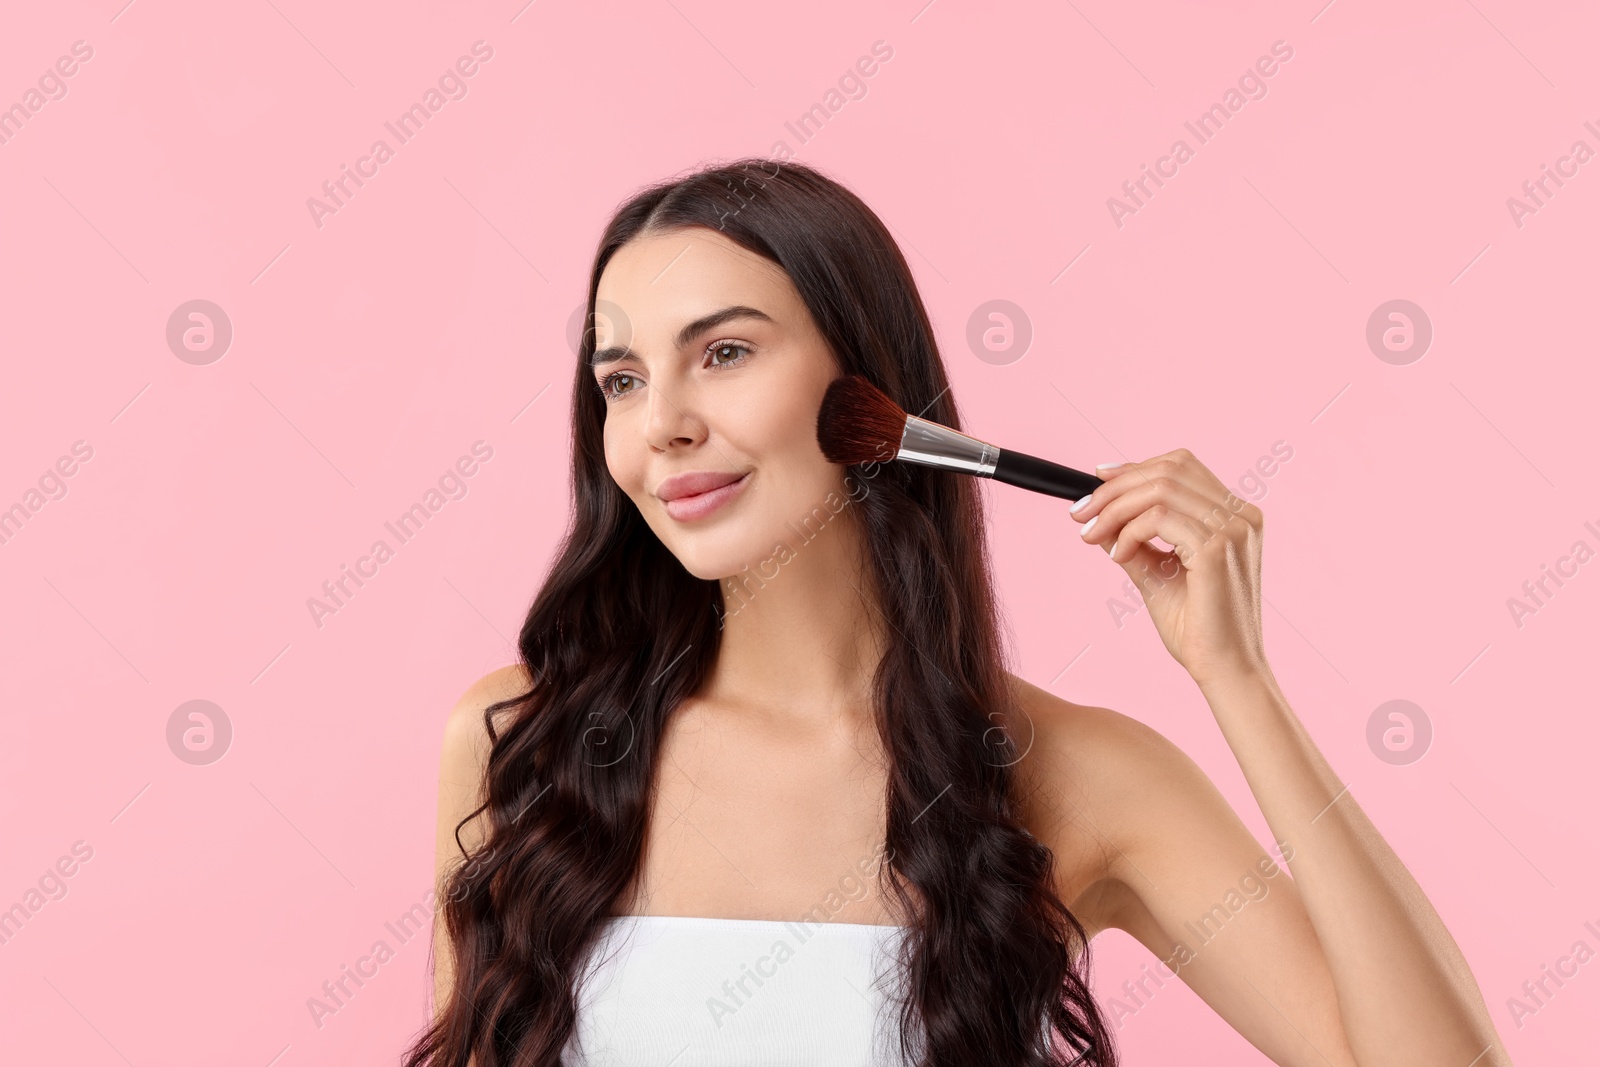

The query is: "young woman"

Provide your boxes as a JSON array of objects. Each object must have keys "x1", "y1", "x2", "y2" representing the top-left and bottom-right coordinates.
[{"x1": 405, "y1": 159, "x2": 1509, "y2": 1067}]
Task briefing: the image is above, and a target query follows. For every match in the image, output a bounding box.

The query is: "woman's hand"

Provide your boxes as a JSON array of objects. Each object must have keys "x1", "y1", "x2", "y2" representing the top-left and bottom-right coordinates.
[{"x1": 1069, "y1": 448, "x2": 1268, "y2": 687}]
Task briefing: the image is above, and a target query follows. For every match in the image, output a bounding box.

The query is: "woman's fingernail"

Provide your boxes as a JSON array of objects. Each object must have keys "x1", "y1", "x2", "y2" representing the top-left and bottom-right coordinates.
[
  {"x1": 1080, "y1": 515, "x2": 1098, "y2": 538},
  {"x1": 1096, "y1": 462, "x2": 1122, "y2": 471},
  {"x1": 1107, "y1": 537, "x2": 1119, "y2": 559},
  {"x1": 1070, "y1": 493, "x2": 1093, "y2": 515}
]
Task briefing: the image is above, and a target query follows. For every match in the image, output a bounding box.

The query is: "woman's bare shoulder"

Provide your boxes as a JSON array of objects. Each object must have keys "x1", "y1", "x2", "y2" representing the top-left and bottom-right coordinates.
[
  {"x1": 435, "y1": 664, "x2": 537, "y2": 856},
  {"x1": 1004, "y1": 672, "x2": 1181, "y2": 788},
  {"x1": 1002, "y1": 672, "x2": 1191, "y2": 932},
  {"x1": 452, "y1": 663, "x2": 536, "y2": 714},
  {"x1": 442, "y1": 663, "x2": 537, "y2": 763}
]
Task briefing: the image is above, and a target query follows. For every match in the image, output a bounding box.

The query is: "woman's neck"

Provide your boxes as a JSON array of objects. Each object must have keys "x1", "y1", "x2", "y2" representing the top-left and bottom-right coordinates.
[{"x1": 708, "y1": 510, "x2": 885, "y2": 726}]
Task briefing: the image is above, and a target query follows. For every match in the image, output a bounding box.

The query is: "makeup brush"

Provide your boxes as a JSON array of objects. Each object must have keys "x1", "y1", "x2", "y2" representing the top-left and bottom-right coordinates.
[{"x1": 816, "y1": 375, "x2": 1103, "y2": 502}]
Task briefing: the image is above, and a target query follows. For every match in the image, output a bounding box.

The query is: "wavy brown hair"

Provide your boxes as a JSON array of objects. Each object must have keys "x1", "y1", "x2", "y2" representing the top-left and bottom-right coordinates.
[{"x1": 403, "y1": 158, "x2": 1117, "y2": 1067}]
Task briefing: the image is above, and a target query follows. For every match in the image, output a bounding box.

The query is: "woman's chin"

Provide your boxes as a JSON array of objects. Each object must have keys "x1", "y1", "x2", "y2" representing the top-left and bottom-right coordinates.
[
  {"x1": 659, "y1": 541, "x2": 749, "y2": 584},
  {"x1": 690, "y1": 557, "x2": 757, "y2": 584},
  {"x1": 668, "y1": 541, "x2": 774, "y2": 586}
]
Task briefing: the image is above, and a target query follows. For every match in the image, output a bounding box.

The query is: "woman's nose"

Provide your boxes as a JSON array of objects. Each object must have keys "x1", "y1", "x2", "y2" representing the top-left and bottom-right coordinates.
[{"x1": 643, "y1": 381, "x2": 707, "y2": 451}]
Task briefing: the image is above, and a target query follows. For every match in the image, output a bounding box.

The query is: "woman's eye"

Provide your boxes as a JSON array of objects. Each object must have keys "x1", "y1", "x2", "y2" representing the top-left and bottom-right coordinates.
[
  {"x1": 707, "y1": 340, "x2": 751, "y2": 367},
  {"x1": 598, "y1": 372, "x2": 637, "y2": 400}
]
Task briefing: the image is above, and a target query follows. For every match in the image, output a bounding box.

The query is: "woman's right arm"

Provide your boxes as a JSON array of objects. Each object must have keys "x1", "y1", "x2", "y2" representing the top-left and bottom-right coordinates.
[{"x1": 432, "y1": 666, "x2": 530, "y2": 1034}]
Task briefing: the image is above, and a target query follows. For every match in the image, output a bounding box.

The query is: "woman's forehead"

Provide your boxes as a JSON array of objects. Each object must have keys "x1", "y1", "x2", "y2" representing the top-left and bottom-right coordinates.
[{"x1": 594, "y1": 232, "x2": 798, "y2": 347}]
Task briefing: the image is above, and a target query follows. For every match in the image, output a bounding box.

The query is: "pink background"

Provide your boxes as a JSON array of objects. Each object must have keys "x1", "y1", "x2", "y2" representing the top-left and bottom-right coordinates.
[{"x1": 2, "y1": 1, "x2": 1595, "y2": 1063}]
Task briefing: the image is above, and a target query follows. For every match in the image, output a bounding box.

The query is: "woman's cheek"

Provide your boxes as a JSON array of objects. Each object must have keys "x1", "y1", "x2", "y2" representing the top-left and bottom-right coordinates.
[
  {"x1": 739, "y1": 394, "x2": 797, "y2": 460},
  {"x1": 601, "y1": 425, "x2": 639, "y2": 497}
]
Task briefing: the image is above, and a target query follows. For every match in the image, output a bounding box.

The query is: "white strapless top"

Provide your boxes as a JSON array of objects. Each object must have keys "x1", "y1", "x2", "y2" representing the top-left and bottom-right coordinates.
[{"x1": 561, "y1": 914, "x2": 923, "y2": 1066}]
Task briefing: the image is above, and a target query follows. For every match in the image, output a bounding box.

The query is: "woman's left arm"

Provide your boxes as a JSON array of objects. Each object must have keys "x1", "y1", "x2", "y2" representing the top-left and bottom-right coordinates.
[{"x1": 1070, "y1": 448, "x2": 1509, "y2": 1067}]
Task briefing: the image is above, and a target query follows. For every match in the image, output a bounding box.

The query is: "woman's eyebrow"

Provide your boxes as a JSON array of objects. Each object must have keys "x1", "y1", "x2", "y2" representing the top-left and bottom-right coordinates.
[{"x1": 590, "y1": 305, "x2": 775, "y2": 368}]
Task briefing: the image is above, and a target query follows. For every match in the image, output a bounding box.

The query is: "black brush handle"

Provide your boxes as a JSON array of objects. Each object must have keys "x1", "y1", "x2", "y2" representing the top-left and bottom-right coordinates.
[{"x1": 992, "y1": 448, "x2": 1103, "y2": 501}]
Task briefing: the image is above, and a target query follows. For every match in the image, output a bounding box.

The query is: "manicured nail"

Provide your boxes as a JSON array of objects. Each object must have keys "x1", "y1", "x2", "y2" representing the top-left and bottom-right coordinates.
[
  {"x1": 1070, "y1": 493, "x2": 1094, "y2": 514},
  {"x1": 1080, "y1": 515, "x2": 1098, "y2": 538},
  {"x1": 1096, "y1": 462, "x2": 1122, "y2": 471}
]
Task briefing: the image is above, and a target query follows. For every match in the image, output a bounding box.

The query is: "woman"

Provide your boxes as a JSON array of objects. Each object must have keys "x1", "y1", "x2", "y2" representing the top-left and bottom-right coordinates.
[{"x1": 405, "y1": 159, "x2": 1508, "y2": 1066}]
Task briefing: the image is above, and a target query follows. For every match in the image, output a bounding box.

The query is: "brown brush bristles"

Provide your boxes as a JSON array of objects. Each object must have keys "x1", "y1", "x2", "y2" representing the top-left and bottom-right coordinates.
[{"x1": 816, "y1": 374, "x2": 909, "y2": 466}]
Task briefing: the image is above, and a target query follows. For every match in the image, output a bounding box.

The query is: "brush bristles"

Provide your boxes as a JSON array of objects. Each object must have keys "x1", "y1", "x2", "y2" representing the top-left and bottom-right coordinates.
[{"x1": 816, "y1": 375, "x2": 908, "y2": 466}]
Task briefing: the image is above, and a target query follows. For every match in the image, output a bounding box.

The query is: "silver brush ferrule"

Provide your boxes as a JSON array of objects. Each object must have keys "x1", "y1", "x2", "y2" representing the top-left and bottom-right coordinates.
[{"x1": 897, "y1": 414, "x2": 998, "y2": 476}]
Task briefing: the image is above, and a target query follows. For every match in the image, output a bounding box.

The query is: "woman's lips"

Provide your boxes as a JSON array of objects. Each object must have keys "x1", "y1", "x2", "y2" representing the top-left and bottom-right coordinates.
[{"x1": 663, "y1": 472, "x2": 750, "y2": 522}]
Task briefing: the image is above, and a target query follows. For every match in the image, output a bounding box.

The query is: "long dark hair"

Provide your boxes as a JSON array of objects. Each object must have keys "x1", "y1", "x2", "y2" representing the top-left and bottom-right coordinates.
[{"x1": 404, "y1": 158, "x2": 1117, "y2": 1067}]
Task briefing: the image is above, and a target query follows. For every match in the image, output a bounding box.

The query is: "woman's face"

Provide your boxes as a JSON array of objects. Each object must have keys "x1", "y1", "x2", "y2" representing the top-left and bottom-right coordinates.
[{"x1": 592, "y1": 225, "x2": 852, "y2": 581}]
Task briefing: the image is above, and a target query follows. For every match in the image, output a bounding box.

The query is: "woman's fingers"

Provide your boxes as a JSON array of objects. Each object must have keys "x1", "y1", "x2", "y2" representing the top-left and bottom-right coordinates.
[
  {"x1": 1108, "y1": 503, "x2": 1217, "y2": 566},
  {"x1": 1090, "y1": 449, "x2": 1230, "y2": 507},
  {"x1": 1075, "y1": 450, "x2": 1261, "y2": 568},
  {"x1": 1078, "y1": 479, "x2": 1222, "y2": 556}
]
